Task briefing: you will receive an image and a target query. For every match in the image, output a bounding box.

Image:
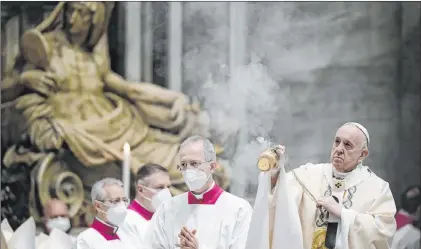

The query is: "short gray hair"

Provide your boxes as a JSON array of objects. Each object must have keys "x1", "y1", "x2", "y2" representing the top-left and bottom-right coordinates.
[
  {"x1": 91, "y1": 177, "x2": 124, "y2": 203},
  {"x1": 180, "y1": 135, "x2": 216, "y2": 162}
]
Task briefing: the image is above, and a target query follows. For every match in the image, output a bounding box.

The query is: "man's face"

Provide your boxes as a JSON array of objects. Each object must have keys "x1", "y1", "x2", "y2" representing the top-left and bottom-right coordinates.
[
  {"x1": 138, "y1": 172, "x2": 171, "y2": 200},
  {"x1": 65, "y1": 3, "x2": 93, "y2": 35},
  {"x1": 44, "y1": 200, "x2": 70, "y2": 233},
  {"x1": 330, "y1": 125, "x2": 369, "y2": 172},
  {"x1": 45, "y1": 201, "x2": 69, "y2": 220},
  {"x1": 94, "y1": 184, "x2": 127, "y2": 213},
  {"x1": 179, "y1": 141, "x2": 215, "y2": 173}
]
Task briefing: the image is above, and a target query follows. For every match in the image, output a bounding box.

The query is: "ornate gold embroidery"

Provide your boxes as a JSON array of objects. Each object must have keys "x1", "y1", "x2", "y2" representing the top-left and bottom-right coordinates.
[{"x1": 312, "y1": 228, "x2": 329, "y2": 249}]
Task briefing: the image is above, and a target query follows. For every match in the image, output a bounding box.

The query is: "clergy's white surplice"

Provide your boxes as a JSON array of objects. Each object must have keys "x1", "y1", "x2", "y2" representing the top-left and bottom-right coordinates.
[
  {"x1": 390, "y1": 224, "x2": 420, "y2": 249},
  {"x1": 1, "y1": 218, "x2": 14, "y2": 244},
  {"x1": 121, "y1": 200, "x2": 153, "y2": 246},
  {"x1": 245, "y1": 168, "x2": 304, "y2": 249},
  {"x1": 36, "y1": 232, "x2": 50, "y2": 248},
  {"x1": 7, "y1": 217, "x2": 36, "y2": 249},
  {"x1": 148, "y1": 183, "x2": 253, "y2": 249},
  {"x1": 269, "y1": 163, "x2": 397, "y2": 249},
  {"x1": 37, "y1": 228, "x2": 75, "y2": 249},
  {"x1": 1, "y1": 230, "x2": 8, "y2": 249},
  {"x1": 75, "y1": 218, "x2": 140, "y2": 249}
]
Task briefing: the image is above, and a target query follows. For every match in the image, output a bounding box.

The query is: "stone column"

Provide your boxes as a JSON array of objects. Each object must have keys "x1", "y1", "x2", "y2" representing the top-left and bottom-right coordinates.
[
  {"x1": 167, "y1": 2, "x2": 183, "y2": 92},
  {"x1": 142, "y1": 1, "x2": 154, "y2": 82},
  {"x1": 124, "y1": 2, "x2": 142, "y2": 82},
  {"x1": 229, "y1": 2, "x2": 247, "y2": 75},
  {"x1": 182, "y1": 2, "x2": 230, "y2": 95},
  {"x1": 396, "y1": 2, "x2": 421, "y2": 196},
  {"x1": 247, "y1": 2, "x2": 401, "y2": 182},
  {"x1": 5, "y1": 15, "x2": 19, "y2": 69},
  {"x1": 228, "y1": 2, "x2": 249, "y2": 197}
]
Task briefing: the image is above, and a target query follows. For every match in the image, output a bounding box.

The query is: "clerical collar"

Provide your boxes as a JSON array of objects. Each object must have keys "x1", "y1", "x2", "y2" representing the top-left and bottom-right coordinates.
[
  {"x1": 193, "y1": 181, "x2": 215, "y2": 199},
  {"x1": 188, "y1": 182, "x2": 224, "y2": 205},
  {"x1": 91, "y1": 217, "x2": 120, "y2": 241},
  {"x1": 332, "y1": 167, "x2": 353, "y2": 180},
  {"x1": 128, "y1": 199, "x2": 154, "y2": 221},
  {"x1": 397, "y1": 209, "x2": 413, "y2": 217}
]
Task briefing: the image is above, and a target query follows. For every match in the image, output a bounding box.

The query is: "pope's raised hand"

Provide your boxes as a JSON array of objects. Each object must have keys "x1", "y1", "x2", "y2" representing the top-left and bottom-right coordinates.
[{"x1": 258, "y1": 144, "x2": 286, "y2": 173}]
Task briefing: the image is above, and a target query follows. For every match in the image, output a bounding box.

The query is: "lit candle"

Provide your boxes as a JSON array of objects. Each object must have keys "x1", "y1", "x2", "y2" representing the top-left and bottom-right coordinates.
[{"x1": 123, "y1": 142, "x2": 131, "y2": 198}]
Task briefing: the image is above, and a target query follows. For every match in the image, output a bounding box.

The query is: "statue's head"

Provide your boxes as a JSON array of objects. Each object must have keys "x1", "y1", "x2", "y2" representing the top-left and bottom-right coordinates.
[
  {"x1": 64, "y1": 2, "x2": 96, "y2": 37},
  {"x1": 36, "y1": 1, "x2": 114, "y2": 49}
]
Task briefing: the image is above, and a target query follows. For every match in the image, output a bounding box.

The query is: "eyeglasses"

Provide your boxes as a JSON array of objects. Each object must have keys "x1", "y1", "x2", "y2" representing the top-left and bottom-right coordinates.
[
  {"x1": 140, "y1": 184, "x2": 169, "y2": 193},
  {"x1": 100, "y1": 197, "x2": 130, "y2": 206},
  {"x1": 177, "y1": 160, "x2": 211, "y2": 171}
]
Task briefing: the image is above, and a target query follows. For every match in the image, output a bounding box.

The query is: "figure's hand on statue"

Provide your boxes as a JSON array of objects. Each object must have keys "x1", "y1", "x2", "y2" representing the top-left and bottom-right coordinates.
[
  {"x1": 178, "y1": 226, "x2": 199, "y2": 249},
  {"x1": 30, "y1": 119, "x2": 64, "y2": 150},
  {"x1": 316, "y1": 196, "x2": 342, "y2": 218},
  {"x1": 20, "y1": 70, "x2": 60, "y2": 94},
  {"x1": 170, "y1": 95, "x2": 188, "y2": 124}
]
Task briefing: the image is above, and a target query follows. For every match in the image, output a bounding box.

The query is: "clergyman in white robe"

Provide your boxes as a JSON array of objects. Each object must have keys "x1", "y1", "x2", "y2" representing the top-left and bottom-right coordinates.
[
  {"x1": 76, "y1": 217, "x2": 140, "y2": 249},
  {"x1": 121, "y1": 163, "x2": 173, "y2": 247},
  {"x1": 273, "y1": 162, "x2": 397, "y2": 249},
  {"x1": 148, "y1": 182, "x2": 253, "y2": 249},
  {"x1": 123, "y1": 200, "x2": 153, "y2": 245},
  {"x1": 75, "y1": 178, "x2": 142, "y2": 249},
  {"x1": 282, "y1": 123, "x2": 396, "y2": 249},
  {"x1": 248, "y1": 122, "x2": 397, "y2": 249}
]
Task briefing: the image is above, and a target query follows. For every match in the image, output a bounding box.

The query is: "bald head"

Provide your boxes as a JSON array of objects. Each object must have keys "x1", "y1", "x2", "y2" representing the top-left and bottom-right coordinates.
[
  {"x1": 43, "y1": 199, "x2": 69, "y2": 218},
  {"x1": 330, "y1": 123, "x2": 370, "y2": 172}
]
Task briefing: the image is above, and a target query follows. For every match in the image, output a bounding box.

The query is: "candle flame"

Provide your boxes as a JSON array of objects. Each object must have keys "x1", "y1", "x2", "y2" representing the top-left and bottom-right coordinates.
[{"x1": 123, "y1": 142, "x2": 130, "y2": 153}]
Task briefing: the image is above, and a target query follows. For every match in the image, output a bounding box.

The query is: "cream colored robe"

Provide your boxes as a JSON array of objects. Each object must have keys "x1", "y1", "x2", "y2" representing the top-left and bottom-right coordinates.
[{"x1": 270, "y1": 163, "x2": 397, "y2": 249}]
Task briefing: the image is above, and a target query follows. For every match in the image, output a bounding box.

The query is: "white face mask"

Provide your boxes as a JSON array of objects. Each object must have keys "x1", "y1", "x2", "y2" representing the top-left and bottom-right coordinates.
[
  {"x1": 142, "y1": 187, "x2": 173, "y2": 211},
  {"x1": 99, "y1": 202, "x2": 128, "y2": 226},
  {"x1": 46, "y1": 217, "x2": 71, "y2": 232},
  {"x1": 182, "y1": 168, "x2": 211, "y2": 191}
]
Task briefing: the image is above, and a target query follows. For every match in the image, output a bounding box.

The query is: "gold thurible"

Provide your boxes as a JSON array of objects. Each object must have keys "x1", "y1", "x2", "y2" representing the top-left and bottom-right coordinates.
[{"x1": 257, "y1": 145, "x2": 284, "y2": 172}]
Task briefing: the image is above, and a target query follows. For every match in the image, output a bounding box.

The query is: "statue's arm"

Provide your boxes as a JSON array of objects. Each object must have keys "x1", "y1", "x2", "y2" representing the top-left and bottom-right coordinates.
[
  {"x1": 102, "y1": 71, "x2": 131, "y2": 97},
  {"x1": 15, "y1": 67, "x2": 63, "y2": 151},
  {"x1": 103, "y1": 71, "x2": 184, "y2": 106}
]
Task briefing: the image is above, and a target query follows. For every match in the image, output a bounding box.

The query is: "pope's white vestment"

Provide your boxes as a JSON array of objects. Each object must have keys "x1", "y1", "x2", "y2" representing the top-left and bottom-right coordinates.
[
  {"x1": 148, "y1": 182, "x2": 253, "y2": 249},
  {"x1": 75, "y1": 217, "x2": 140, "y2": 249},
  {"x1": 121, "y1": 200, "x2": 153, "y2": 246},
  {"x1": 269, "y1": 163, "x2": 397, "y2": 249}
]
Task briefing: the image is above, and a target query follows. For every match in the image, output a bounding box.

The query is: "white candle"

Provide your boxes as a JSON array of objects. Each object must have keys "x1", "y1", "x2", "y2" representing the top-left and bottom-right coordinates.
[{"x1": 123, "y1": 142, "x2": 131, "y2": 198}]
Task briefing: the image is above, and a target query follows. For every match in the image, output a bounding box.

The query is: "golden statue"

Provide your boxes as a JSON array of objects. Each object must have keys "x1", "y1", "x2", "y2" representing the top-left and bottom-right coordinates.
[{"x1": 1, "y1": 1, "x2": 229, "y2": 226}]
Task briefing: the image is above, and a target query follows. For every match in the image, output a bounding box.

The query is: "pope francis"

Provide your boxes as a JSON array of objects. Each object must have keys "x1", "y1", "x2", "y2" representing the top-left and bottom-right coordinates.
[{"x1": 249, "y1": 122, "x2": 397, "y2": 249}]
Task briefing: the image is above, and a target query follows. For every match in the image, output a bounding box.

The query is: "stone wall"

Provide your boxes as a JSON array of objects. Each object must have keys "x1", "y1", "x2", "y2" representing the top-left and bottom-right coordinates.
[
  {"x1": 180, "y1": 2, "x2": 420, "y2": 199},
  {"x1": 396, "y1": 2, "x2": 420, "y2": 201}
]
